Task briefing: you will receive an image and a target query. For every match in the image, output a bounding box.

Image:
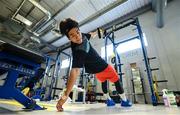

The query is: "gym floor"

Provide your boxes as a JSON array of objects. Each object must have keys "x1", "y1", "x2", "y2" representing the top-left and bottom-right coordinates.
[{"x1": 0, "y1": 99, "x2": 179, "y2": 115}]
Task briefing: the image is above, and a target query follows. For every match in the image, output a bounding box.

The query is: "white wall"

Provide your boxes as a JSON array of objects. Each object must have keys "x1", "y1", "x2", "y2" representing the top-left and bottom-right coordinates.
[{"x1": 138, "y1": 0, "x2": 180, "y2": 91}]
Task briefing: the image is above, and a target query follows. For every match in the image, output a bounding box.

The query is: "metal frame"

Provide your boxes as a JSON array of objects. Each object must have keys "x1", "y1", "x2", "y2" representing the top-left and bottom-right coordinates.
[
  {"x1": 104, "y1": 33, "x2": 123, "y2": 83},
  {"x1": 0, "y1": 52, "x2": 44, "y2": 110},
  {"x1": 52, "y1": 50, "x2": 72, "y2": 99},
  {"x1": 41, "y1": 50, "x2": 71, "y2": 100},
  {"x1": 103, "y1": 18, "x2": 157, "y2": 105},
  {"x1": 41, "y1": 56, "x2": 56, "y2": 100}
]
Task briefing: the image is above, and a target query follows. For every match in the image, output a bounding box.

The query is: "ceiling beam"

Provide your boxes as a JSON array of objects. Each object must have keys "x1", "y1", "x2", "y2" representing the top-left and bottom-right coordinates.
[
  {"x1": 36, "y1": 0, "x2": 76, "y2": 36},
  {"x1": 79, "y1": 0, "x2": 128, "y2": 27},
  {"x1": 101, "y1": 4, "x2": 151, "y2": 31}
]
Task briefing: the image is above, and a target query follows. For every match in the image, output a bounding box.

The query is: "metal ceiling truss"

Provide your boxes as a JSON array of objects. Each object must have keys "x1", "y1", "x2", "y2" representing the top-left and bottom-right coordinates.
[
  {"x1": 39, "y1": 0, "x2": 128, "y2": 50},
  {"x1": 46, "y1": 3, "x2": 152, "y2": 54}
]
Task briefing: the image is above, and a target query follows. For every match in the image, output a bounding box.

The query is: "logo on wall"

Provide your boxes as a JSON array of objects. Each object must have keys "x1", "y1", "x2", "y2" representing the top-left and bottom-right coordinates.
[{"x1": 121, "y1": 49, "x2": 140, "y2": 59}]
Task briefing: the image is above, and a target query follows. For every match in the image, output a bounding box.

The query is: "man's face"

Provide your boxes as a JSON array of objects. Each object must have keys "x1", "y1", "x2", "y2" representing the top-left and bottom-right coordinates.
[{"x1": 68, "y1": 28, "x2": 82, "y2": 44}]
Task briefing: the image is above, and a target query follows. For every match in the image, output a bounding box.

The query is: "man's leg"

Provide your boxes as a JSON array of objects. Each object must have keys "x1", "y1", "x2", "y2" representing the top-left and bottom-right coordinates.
[
  {"x1": 114, "y1": 79, "x2": 132, "y2": 107},
  {"x1": 102, "y1": 80, "x2": 110, "y2": 99},
  {"x1": 114, "y1": 80, "x2": 126, "y2": 101},
  {"x1": 102, "y1": 80, "x2": 115, "y2": 106},
  {"x1": 106, "y1": 64, "x2": 132, "y2": 107}
]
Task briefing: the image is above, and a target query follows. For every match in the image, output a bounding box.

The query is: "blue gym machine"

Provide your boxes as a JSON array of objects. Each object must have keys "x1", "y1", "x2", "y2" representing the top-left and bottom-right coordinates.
[
  {"x1": 0, "y1": 41, "x2": 45, "y2": 110},
  {"x1": 103, "y1": 18, "x2": 157, "y2": 106},
  {"x1": 52, "y1": 50, "x2": 72, "y2": 99},
  {"x1": 40, "y1": 49, "x2": 71, "y2": 100},
  {"x1": 40, "y1": 55, "x2": 58, "y2": 101}
]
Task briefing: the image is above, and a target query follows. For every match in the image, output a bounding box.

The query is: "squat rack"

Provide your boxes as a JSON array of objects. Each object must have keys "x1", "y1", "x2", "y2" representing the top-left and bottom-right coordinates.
[
  {"x1": 41, "y1": 52, "x2": 71, "y2": 100},
  {"x1": 103, "y1": 18, "x2": 157, "y2": 106},
  {"x1": 52, "y1": 50, "x2": 72, "y2": 99}
]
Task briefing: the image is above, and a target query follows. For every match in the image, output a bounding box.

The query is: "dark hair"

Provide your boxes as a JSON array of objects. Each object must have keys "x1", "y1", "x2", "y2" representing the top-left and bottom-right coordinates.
[{"x1": 59, "y1": 18, "x2": 79, "y2": 37}]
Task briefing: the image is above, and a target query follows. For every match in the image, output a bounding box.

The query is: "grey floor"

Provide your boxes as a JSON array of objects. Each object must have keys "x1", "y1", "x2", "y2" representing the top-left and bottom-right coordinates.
[{"x1": 0, "y1": 100, "x2": 180, "y2": 115}]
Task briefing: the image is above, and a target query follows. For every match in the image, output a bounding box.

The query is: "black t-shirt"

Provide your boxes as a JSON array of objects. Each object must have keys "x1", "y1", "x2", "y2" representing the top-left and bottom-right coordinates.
[{"x1": 71, "y1": 33, "x2": 108, "y2": 74}]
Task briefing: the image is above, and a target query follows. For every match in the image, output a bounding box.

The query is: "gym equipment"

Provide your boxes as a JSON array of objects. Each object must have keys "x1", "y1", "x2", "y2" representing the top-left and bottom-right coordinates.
[
  {"x1": 71, "y1": 85, "x2": 86, "y2": 104},
  {"x1": 131, "y1": 67, "x2": 147, "y2": 104},
  {"x1": 69, "y1": 68, "x2": 87, "y2": 103},
  {"x1": 175, "y1": 93, "x2": 180, "y2": 107},
  {"x1": 104, "y1": 31, "x2": 124, "y2": 84},
  {"x1": 97, "y1": 28, "x2": 102, "y2": 38},
  {"x1": 41, "y1": 59, "x2": 55, "y2": 101},
  {"x1": 52, "y1": 50, "x2": 72, "y2": 99},
  {"x1": 21, "y1": 68, "x2": 45, "y2": 89},
  {"x1": 0, "y1": 41, "x2": 45, "y2": 110},
  {"x1": 22, "y1": 87, "x2": 30, "y2": 96},
  {"x1": 162, "y1": 89, "x2": 177, "y2": 107},
  {"x1": 39, "y1": 53, "x2": 64, "y2": 101},
  {"x1": 103, "y1": 18, "x2": 158, "y2": 106},
  {"x1": 97, "y1": 28, "x2": 104, "y2": 39},
  {"x1": 144, "y1": 56, "x2": 168, "y2": 104},
  {"x1": 84, "y1": 73, "x2": 96, "y2": 103},
  {"x1": 153, "y1": 75, "x2": 160, "y2": 101}
]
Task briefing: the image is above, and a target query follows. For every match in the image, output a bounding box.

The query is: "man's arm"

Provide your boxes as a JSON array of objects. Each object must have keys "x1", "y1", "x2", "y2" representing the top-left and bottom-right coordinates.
[
  {"x1": 89, "y1": 28, "x2": 103, "y2": 39},
  {"x1": 83, "y1": 31, "x2": 98, "y2": 40},
  {"x1": 64, "y1": 68, "x2": 80, "y2": 96},
  {"x1": 56, "y1": 68, "x2": 80, "y2": 111},
  {"x1": 89, "y1": 31, "x2": 98, "y2": 38}
]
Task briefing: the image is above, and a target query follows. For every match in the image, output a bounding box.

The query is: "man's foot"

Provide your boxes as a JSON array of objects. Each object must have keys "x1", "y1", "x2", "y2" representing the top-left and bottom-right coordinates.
[
  {"x1": 121, "y1": 100, "x2": 132, "y2": 107},
  {"x1": 106, "y1": 99, "x2": 116, "y2": 106}
]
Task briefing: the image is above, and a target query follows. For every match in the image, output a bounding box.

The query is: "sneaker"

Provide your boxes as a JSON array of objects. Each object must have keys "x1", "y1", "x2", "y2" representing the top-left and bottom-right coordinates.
[
  {"x1": 106, "y1": 99, "x2": 116, "y2": 106},
  {"x1": 121, "y1": 100, "x2": 132, "y2": 107}
]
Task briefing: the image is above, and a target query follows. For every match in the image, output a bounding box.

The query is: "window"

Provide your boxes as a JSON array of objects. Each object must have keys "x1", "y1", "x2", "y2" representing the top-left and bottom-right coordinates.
[
  {"x1": 61, "y1": 59, "x2": 70, "y2": 69},
  {"x1": 101, "y1": 34, "x2": 148, "y2": 57}
]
